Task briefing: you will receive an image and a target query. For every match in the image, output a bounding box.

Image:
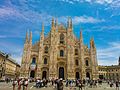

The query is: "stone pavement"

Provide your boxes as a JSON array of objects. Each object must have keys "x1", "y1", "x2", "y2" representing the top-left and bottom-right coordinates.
[{"x1": 0, "y1": 82, "x2": 117, "y2": 90}]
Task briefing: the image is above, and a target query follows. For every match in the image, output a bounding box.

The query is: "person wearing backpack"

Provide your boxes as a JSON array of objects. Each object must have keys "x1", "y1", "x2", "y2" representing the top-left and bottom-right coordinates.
[
  {"x1": 12, "y1": 79, "x2": 17, "y2": 90},
  {"x1": 24, "y1": 79, "x2": 28, "y2": 90},
  {"x1": 18, "y1": 79, "x2": 22, "y2": 90}
]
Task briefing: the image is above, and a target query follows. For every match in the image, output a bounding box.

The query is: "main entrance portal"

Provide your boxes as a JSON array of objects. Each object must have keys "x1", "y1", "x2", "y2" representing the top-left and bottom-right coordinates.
[
  {"x1": 30, "y1": 70, "x2": 35, "y2": 78},
  {"x1": 42, "y1": 71, "x2": 47, "y2": 79},
  {"x1": 86, "y1": 72, "x2": 90, "y2": 79},
  {"x1": 76, "y1": 72, "x2": 80, "y2": 79},
  {"x1": 59, "y1": 67, "x2": 64, "y2": 79}
]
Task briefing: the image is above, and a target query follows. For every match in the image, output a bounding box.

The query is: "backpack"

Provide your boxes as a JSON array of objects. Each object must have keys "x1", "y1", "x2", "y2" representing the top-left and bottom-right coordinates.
[{"x1": 24, "y1": 81, "x2": 28, "y2": 86}]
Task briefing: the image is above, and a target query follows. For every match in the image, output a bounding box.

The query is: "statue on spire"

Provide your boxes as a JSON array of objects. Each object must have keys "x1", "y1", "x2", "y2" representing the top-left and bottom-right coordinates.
[
  {"x1": 29, "y1": 31, "x2": 32, "y2": 44},
  {"x1": 80, "y1": 29, "x2": 83, "y2": 42},
  {"x1": 25, "y1": 31, "x2": 29, "y2": 44},
  {"x1": 42, "y1": 22, "x2": 44, "y2": 33},
  {"x1": 90, "y1": 37, "x2": 95, "y2": 49},
  {"x1": 52, "y1": 17, "x2": 55, "y2": 27},
  {"x1": 67, "y1": 17, "x2": 72, "y2": 28}
]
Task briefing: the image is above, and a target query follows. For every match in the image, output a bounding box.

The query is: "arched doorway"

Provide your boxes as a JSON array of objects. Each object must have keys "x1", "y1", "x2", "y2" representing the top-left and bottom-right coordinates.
[
  {"x1": 42, "y1": 71, "x2": 47, "y2": 79},
  {"x1": 30, "y1": 70, "x2": 35, "y2": 78},
  {"x1": 75, "y1": 72, "x2": 80, "y2": 79},
  {"x1": 86, "y1": 72, "x2": 90, "y2": 79},
  {"x1": 59, "y1": 67, "x2": 64, "y2": 79}
]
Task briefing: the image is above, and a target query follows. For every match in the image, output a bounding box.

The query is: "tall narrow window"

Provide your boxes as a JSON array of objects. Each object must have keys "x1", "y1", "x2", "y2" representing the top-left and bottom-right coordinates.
[
  {"x1": 86, "y1": 60, "x2": 89, "y2": 66},
  {"x1": 75, "y1": 60, "x2": 79, "y2": 66},
  {"x1": 44, "y1": 46, "x2": 48, "y2": 53},
  {"x1": 75, "y1": 49, "x2": 78, "y2": 55},
  {"x1": 60, "y1": 50, "x2": 64, "y2": 57},
  {"x1": 32, "y1": 57, "x2": 36, "y2": 64},
  {"x1": 44, "y1": 58, "x2": 47, "y2": 64},
  {"x1": 60, "y1": 33, "x2": 64, "y2": 44}
]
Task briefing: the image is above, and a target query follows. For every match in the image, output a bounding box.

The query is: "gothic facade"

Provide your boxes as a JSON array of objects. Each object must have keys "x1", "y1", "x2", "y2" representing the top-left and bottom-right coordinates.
[{"x1": 20, "y1": 18, "x2": 98, "y2": 80}]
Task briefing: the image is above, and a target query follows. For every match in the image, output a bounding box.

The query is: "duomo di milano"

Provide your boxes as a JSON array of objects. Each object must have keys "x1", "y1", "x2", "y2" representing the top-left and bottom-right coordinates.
[{"x1": 20, "y1": 18, "x2": 98, "y2": 80}]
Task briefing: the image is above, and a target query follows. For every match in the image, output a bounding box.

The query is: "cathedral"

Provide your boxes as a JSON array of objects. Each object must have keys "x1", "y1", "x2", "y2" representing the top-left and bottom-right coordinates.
[{"x1": 20, "y1": 18, "x2": 98, "y2": 80}]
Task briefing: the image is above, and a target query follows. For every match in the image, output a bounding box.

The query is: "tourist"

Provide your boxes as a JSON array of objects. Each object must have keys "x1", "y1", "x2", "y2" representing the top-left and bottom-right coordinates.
[
  {"x1": 110, "y1": 81, "x2": 113, "y2": 88},
  {"x1": 18, "y1": 79, "x2": 22, "y2": 90},
  {"x1": 115, "y1": 81, "x2": 119, "y2": 90},
  {"x1": 24, "y1": 79, "x2": 28, "y2": 90},
  {"x1": 57, "y1": 78, "x2": 63, "y2": 90},
  {"x1": 12, "y1": 79, "x2": 17, "y2": 90},
  {"x1": 22, "y1": 79, "x2": 25, "y2": 90},
  {"x1": 78, "y1": 81, "x2": 83, "y2": 90},
  {"x1": 66, "y1": 79, "x2": 69, "y2": 87}
]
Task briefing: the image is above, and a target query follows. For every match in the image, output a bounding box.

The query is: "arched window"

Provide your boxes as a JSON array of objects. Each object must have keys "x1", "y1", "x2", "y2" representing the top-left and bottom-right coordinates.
[
  {"x1": 60, "y1": 33, "x2": 64, "y2": 44},
  {"x1": 75, "y1": 60, "x2": 79, "y2": 66},
  {"x1": 44, "y1": 58, "x2": 47, "y2": 64},
  {"x1": 44, "y1": 46, "x2": 48, "y2": 53},
  {"x1": 32, "y1": 57, "x2": 36, "y2": 64},
  {"x1": 60, "y1": 50, "x2": 64, "y2": 57},
  {"x1": 86, "y1": 60, "x2": 89, "y2": 66},
  {"x1": 75, "y1": 49, "x2": 78, "y2": 55}
]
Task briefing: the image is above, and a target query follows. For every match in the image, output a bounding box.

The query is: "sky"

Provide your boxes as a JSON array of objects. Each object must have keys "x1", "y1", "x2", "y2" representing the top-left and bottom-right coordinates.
[{"x1": 0, "y1": 0, "x2": 120, "y2": 65}]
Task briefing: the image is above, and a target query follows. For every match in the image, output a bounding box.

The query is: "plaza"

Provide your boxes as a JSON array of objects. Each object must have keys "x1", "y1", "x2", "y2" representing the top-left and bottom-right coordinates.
[
  {"x1": 0, "y1": 1, "x2": 120, "y2": 90},
  {"x1": 0, "y1": 82, "x2": 118, "y2": 90}
]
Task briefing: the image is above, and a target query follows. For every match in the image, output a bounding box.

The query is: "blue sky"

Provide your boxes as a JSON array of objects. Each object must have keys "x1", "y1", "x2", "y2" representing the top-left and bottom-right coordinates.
[{"x1": 0, "y1": 0, "x2": 120, "y2": 65}]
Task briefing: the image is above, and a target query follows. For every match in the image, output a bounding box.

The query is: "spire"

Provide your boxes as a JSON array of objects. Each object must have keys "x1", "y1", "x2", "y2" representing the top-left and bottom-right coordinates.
[
  {"x1": 42, "y1": 22, "x2": 44, "y2": 33},
  {"x1": 118, "y1": 56, "x2": 120, "y2": 66},
  {"x1": 70, "y1": 18, "x2": 72, "y2": 28},
  {"x1": 55, "y1": 18, "x2": 58, "y2": 28},
  {"x1": 90, "y1": 37, "x2": 95, "y2": 48},
  {"x1": 29, "y1": 31, "x2": 32, "y2": 44},
  {"x1": 25, "y1": 31, "x2": 29, "y2": 43},
  {"x1": 40, "y1": 23, "x2": 44, "y2": 41},
  {"x1": 51, "y1": 17, "x2": 55, "y2": 28},
  {"x1": 80, "y1": 29, "x2": 83, "y2": 43},
  {"x1": 67, "y1": 17, "x2": 71, "y2": 28}
]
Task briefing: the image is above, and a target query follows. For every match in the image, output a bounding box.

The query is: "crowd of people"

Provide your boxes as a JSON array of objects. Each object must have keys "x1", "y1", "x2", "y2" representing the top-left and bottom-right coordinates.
[
  {"x1": 12, "y1": 78, "x2": 29, "y2": 90},
  {"x1": 3, "y1": 78, "x2": 120, "y2": 90}
]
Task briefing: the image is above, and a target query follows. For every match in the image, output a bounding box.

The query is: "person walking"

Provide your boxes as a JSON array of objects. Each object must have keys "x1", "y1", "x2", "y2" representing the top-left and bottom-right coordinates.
[
  {"x1": 58, "y1": 78, "x2": 63, "y2": 90},
  {"x1": 78, "y1": 82, "x2": 83, "y2": 90},
  {"x1": 12, "y1": 79, "x2": 17, "y2": 90},
  {"x1": 22, "y1": 79, "x2": 25, "y2": 90},
  {"x1": 18, "y1": 79, "x2": 23, "y2": 90},
  {"x1": 116, "y1": 81, "x2": 119, "y2": 90},
  {"x1": 24, "y1": 79, "x2": 28, "y2": 90}
]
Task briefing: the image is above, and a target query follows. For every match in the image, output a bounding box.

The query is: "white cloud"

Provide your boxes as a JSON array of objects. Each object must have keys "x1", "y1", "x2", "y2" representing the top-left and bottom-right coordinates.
[
  {"x1": 57, "y1": 0, "x2": 114, "y2": 4},
  {"x1": 101, "y1": 25, "x2": 120, "y2": 30},
  {"x1": 84, "y1": 25, "x2": 120, "y2": 32},
  {"x1": 97, "y1": 42, "x2": 120, "y2": 65},
  {"x1": 56, "y1": 16, "x2": 105, "y2": 25},
  {"x1": 0, "y1": 7, "x2": 29, "y2": 21},
  {"x1": 12, "y1": 56, "x2": 22, "y2": 65},
  {"x1": 0, "y1": 6, "x2": 52, "y2": 25},
  {"x1": 0, "y1": 35, "x2": 7, "y2": 38},
  {"x1": 95, "y1": 0, "x2": 113, "y2": 4},
  {"x1": 72, "y1": 16, "x2": 105, "y2": 24},
  {"x1": 57, "y1": 0, "x2": 120, "y2": 9},
  {"x1": 0, "y1": 35, "x2": 24, "y2": 39}
]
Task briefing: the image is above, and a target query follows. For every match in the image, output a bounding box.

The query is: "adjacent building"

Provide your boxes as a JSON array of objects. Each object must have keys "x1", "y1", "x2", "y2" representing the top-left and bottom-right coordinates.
[
  {"x1": 99, "y1": 57, "x2": 120, "y2": 81},
  {"x1": 20, "y1": 18, "x2": 98, "y2": 80},
  {"x1": 0, "y1": 51, "x2": 20, "y2": 80}
]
